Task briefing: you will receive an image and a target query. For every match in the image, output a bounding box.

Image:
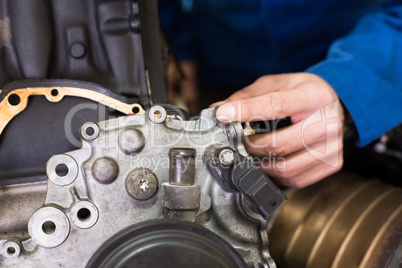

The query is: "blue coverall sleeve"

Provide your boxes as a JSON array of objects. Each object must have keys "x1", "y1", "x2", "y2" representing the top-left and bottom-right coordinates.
[
  {"x1": 158, "y1": 0, "x2": 195, "y2": 60},
  {"x1": 306, "y1": 3, "x2": 402, "y2": 147}
]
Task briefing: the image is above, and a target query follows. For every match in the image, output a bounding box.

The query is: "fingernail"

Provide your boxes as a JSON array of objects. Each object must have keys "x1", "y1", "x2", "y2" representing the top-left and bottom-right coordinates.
[{"x1": 216, "y1": 103, "x2": 235, "y2": 123}]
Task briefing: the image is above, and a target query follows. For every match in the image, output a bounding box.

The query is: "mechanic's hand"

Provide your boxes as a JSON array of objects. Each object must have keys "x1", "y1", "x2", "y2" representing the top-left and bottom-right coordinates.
[
  {"x1": 166, "y1": 60, "x2": 200, "y2": 115},
  {"x1": 213, "y1": 73, "x2": 344, "y2": 188}
]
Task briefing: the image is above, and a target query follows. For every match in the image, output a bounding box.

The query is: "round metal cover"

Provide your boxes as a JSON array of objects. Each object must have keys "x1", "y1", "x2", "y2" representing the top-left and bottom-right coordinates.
[{"x1": 86, "y1": 220, "x2": 246, "y2": 268}]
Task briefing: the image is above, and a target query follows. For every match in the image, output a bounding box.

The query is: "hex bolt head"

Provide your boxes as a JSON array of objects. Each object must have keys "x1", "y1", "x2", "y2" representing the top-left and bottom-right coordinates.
[
  {"x1": 126, "y1": 169, "x2": 158, "y2": 200},
  {"x1": 118, "y1": 128, "x2": 145, "y2": 154},
  {"x1": 92, "y1": 157, "x2": 119, "y2": 184},
  {"x1": 219, "y1": 149, "x2": 235, "y2": 166}
]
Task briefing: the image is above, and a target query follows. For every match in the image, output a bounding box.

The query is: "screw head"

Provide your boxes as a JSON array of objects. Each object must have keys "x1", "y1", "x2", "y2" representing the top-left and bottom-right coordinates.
[
  {"x1": 126, "y1": 169, "x2": 158, "y2": 200},
  {"x1": 138, "y1": 179, "x2": 150, "y2": 192},
  {"x1": 219, "y1": 149, "x2": 235, "y2": 166}
]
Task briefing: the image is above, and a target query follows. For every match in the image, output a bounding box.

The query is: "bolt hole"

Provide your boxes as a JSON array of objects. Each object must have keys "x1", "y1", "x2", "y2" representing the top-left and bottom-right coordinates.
[
  {"x1": 42, "y1": 221, "x2": 56, "y2": 234},
  {"x1": 77, "y1": 208, "x2": 91, "y2": 222},
  {"x1": 51, "y1": 89, "x2": 59, "y2": 96},
  {"x1": 153, "y1": 110, "x2": 161, "y2": 119},
  {"x1": 132, "y1": 106, "x2": 140, "y2": 114},
  {"x1": 86, "y1": 127, "x2": 95, "y2": 136},
  {"x1": 8, "y1": 94, "x2": 21, "y2": 106},
  {"x1": 55, "y1": 163, "x2": 69, "y2": 177},
  {"x1": 270, "y1": 200, "x2": 276, "y2": 207},
  {"x1": 6, "y1": 247, "x2": 16, "y2": 255}
]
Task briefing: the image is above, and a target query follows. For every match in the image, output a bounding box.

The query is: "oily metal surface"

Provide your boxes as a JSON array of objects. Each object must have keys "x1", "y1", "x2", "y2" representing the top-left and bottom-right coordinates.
[{"x1": 269, "y1": 172, "x2": 402, "y2": 268}]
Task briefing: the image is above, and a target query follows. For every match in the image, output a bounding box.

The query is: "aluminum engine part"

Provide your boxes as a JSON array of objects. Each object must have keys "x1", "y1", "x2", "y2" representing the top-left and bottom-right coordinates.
[{"x1": 0, "y1": 106, "x2": 280, "y2": 267}]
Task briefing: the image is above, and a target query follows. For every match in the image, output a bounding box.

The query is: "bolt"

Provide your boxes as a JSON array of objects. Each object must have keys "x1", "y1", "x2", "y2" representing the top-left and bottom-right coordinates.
[
  {"x1": 126, "y1": 169, "x2": 157, "y2": 200},
  {"x1": 219, "y1": 149, "x2": 235, "y2": 166}
]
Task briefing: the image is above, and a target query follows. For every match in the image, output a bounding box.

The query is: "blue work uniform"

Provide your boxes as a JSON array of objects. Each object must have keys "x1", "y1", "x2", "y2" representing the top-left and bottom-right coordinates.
[{"x1": 158, "y1": 0, "x2": 402, "y2": 146}]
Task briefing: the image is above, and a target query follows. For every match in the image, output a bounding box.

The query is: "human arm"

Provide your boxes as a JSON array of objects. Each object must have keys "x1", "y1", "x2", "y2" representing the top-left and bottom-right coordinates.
[{"x1": 214, "y1": 2, "x2": 402, "y2": 188}]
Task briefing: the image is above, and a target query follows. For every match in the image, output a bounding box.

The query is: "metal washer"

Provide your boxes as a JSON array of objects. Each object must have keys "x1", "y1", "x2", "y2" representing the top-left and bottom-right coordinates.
[
  {"x1": 148, "y1": 105, "x2": 167, "y2": 124},
  {"x1": 2, "y1": 241, "x2": 21, "y2": 259},
  {"x1": 28, "y1": 207, "x2": 70, "y2": 248},
  {"x1": 70, "y1": 201, "x2": 99, "y2": 229},
  {"x1": 80, "y1": 122, "x2": 100, "y2": 141},
  {"x1": 47, "y1": 154, "x2": 79, "y2": 186}
]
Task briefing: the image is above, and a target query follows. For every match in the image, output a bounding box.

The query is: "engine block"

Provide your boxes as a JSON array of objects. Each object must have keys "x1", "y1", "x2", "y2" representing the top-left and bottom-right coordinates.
[{"x1": 0, "y1": 106, "x2": 285, "y2": 267}]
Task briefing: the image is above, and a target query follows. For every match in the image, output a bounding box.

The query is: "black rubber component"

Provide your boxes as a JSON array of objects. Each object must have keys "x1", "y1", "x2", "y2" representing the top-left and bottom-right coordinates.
[
  {"x1": 86, "y1": 220, "x2": 247, "y2": 268},
  {"x1": 241, "y1": 117, "x2": 292, "y2": 135},
  {"x1": 231, "y1": 160, "x2": 287, "y2": 218},
  {"x1": 206, "y1": 147, "x2": 287, "y2": 219},
  {"x1": 160, "y1": 103, "x2": 191, "y2": 120}
]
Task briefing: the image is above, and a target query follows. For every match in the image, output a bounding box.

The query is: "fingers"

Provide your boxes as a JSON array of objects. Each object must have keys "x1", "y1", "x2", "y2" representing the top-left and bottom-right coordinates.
[
  {"x1": 259, "y1": 135, "x2": 341, "y2": 176},
  {"x1": 247, "y1": 105, "x2": 343, "y2": 188},
  {"x1": 275, "y1": 153, "x2": 343, "y2": 188},
  {"x1": 259, "y1": 136, "x2": 343, "y2": 188},
  {"x1": 225, "y1": 73, "x2": 307, "y2": 101},
  {"x1": 209, "y1": 73, "x2": 310, "y2": 108},
  {"x1": 244, "y1": 112, "x2": 342, "y2": 157},
  {"x1": 216, "y1": 85, "x2": 328, "y2": 123},
  {"x1": 212, "y1": 73, "x2": 344, "y2": 188}
]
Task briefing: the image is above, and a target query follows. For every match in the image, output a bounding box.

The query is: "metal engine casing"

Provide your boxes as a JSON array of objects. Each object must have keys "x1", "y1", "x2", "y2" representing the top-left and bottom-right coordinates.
[{"x1": 0, "y1": 106, "x2": 276, "y2": 267}]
